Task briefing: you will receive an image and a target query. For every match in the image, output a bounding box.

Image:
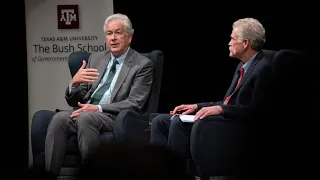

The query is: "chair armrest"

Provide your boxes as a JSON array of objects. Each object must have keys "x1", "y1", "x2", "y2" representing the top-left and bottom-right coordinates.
[
  {"x1": 113, "y1": 109, "x2": 150, "y2": 146},
  {"x1": 31, "y1": 110, "x2": 56, "y2": 154},
  {"x1": 190, "y1": 118, "x2": 247, "y2": 176}
]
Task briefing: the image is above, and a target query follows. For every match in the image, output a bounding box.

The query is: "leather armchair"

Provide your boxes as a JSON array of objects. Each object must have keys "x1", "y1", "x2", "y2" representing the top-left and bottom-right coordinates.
[{"x1": 31, "y1": 50, "x2": 164, "y2": 172}]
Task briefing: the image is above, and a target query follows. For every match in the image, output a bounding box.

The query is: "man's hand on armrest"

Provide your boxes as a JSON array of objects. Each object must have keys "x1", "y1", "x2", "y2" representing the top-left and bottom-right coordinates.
[{"x1": 194, "y1": 105, "x2": 224, "y2": 120}]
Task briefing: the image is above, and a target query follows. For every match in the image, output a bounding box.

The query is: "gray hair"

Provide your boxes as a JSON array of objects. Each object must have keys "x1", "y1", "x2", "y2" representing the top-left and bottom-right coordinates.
[
  {"x1": 103, "y1": 13, "x2": 134, "y2": 35},
  {"x1": 232, "y1": 18, "x2": 266, "y2": 51}
]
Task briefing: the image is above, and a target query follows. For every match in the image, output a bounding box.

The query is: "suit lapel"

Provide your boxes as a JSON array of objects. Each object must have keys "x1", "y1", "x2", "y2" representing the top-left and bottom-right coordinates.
[
  {"x1": 224, "y1": 64, "x2": 242, "y2": 99},
  {"x1": 91, "y1": 52, "x2": 111, "y2": 91},
  {"x1": 234, "y1": 51, "x2": 264, "y2": 92},
  {"x1": 110, "y1": 48, "x2": 134, "y2": 102}
]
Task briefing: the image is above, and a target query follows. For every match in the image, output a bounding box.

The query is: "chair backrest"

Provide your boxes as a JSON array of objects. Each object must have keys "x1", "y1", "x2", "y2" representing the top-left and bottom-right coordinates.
[
  {"x1": 271, "y1": 49, "x2": 306, "y2": 104},
  {"x1": 262, "y1": 49, "x2": 277, "y2": 62},
  {"x1": 141, "y1": 50, "x2": 164, "y2": 114},
  {"x1": 68, "y1": 51, "x2": 92, "y2": 77},
  {"x1": 67, "y1": 50, "x2": 164, "y2": 114},
  {"x1": 272, "y1": 49, "x2": 304, "y2": 76}
]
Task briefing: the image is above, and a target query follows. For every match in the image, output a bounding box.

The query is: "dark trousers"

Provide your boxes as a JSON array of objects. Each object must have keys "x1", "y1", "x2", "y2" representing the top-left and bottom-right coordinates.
[
  {"x1": 150, "y1": 114, "x2": 193, "y2": 161},
  {"x1": 44, "y1": 110, "x2": 114, "y2": 175}
]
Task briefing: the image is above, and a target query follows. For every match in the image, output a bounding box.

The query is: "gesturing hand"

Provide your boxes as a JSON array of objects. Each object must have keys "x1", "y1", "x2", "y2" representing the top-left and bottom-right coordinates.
[{"x1": 71, "y1": 60, "x2": 99, "y2": 87}]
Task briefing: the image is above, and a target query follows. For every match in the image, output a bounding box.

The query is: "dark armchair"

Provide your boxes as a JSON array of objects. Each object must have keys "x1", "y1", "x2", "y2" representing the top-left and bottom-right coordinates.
[{"x1": 31, "y1": 50, "x2": 164, "y2": 172}]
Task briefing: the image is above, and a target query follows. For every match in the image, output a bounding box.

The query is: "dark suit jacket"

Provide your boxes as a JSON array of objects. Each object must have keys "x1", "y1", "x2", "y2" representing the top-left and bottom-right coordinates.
[
  {"x1": 197, "y1": 50, "x2": 272, "y2": 119},
  {"x1": 65, "y1": 48, "x2": 154, "y2": 116}
]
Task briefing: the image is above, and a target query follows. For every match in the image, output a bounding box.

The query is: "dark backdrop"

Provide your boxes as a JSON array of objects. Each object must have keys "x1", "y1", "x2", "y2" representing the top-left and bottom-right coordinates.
[
  {"x1": 113, "y1": 0, "x2": 316, "y2": 113},
  {"x1": 3, "y1": 0, "x2": 318, "y2": 176}
]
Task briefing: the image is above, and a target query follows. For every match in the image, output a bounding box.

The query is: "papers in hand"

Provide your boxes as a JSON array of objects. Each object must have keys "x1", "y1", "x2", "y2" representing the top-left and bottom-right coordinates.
[{"x1": 178, "y1": 115, "x2": 195, "y2": 123}]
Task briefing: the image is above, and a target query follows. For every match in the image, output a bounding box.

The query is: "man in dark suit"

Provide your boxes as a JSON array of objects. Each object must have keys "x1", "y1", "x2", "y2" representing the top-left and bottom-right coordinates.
[
  {"x1": 150, "y1": 18, "x2": 272, "y2": 163},
  {"x1": 44, "y1": 13, "x2": 154, "y2": 175}
]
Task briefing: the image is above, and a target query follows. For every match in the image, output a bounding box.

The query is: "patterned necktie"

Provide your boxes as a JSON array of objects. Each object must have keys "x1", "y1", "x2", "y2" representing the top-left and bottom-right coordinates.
[
  {"x1": 223, "y1": 66, "x2": 244, "y2": 105},
  {"x1": 90, "y1": 58, "x2": 119, "y2": 105}
]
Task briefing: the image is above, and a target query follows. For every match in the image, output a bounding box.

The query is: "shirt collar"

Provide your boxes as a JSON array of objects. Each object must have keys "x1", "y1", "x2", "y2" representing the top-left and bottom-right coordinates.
[
  {"x1": 110, "y1": 47, "x2": 130, "y2": 64},
  {"x1": 242, "y1": 52, "x2": 257, "y2": 73}
]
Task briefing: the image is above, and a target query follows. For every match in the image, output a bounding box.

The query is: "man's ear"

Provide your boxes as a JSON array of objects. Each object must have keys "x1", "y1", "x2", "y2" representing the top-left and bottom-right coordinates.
[
  {"x1": 128, "y1": 34, "x2": 133, "y2": 44},
  {"x1": 243, "y1": 39, "x2": 249, "y2": 49}
]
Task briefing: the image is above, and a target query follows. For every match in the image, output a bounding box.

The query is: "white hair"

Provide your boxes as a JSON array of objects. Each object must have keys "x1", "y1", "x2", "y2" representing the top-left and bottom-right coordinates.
[
  {"x1": 103, "y1": 13, "x2": 134, "y2": 35},
  {"x1": 232, "y1": 18, "x2": 266, "y2": 51}
]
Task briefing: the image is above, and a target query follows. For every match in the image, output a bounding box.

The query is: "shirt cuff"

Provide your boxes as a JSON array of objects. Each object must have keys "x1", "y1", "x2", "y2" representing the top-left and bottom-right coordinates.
[
  {"x1": 98, "y1": 105, "x2": 102, "y2": 112},
  {"x1": 69, "y1": 80, "x2": 79, "y2": 93},
  {"x1": 217, "y1": 105, "x2": 224, "y2": 114}
]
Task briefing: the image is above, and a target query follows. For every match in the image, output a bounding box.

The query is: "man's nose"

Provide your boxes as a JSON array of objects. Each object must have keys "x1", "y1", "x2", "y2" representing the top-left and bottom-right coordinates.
[{"x1": 111, "y1": 33, "x2": 117, "y2": 39}]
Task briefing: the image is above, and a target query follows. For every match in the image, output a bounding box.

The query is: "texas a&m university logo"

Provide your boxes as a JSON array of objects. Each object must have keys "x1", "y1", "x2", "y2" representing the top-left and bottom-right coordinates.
[{"x1": 57, "y1": 5, "x2": 79, "y2": 29}]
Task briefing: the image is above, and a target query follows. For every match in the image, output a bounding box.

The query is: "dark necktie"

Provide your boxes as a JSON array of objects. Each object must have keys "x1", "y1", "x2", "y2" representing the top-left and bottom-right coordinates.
[
  {"x1": 223, "y1": 66, "x2": 244, "y2": 105},
  {"x1": 90, "y1": 58, "x2": 119, "y2": 105}
]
